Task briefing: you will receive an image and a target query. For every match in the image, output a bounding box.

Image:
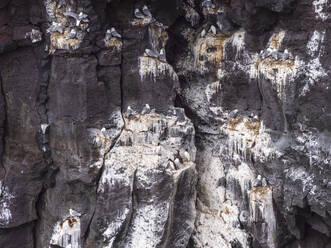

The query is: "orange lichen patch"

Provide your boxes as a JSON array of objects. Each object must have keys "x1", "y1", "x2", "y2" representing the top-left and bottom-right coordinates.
[
  {"x1": 223, "y1": 207, "x2": 231, "y2": 215},
  {"x1": 131, "y1": 17, "x2": 152, "y2": 26},
  {"x1": 194, "y1": 34, "x2": 231, "y2": 72},
  {"x1": 60, "y1": 216, "x2": 77, "y2": 228},
  {"x1": 244, "y1": 121, "x2": 261, "y2": 136},
  {"x1": 50, "y1": 32, "x2": 81, "y2": 53},
  {"x1": 269, "y1": 31, "x2": 285, "y2": 50},
  {"x1": 104, "y1": 37, "x2": 122, "y2": 49},
  {"x1": 227, "y1": 116, "x2": 243, "y2": 131},
  {"x1": 226, "y1": 117, "x2": 261, "y2": 138},
  {"x1": 251, "y1": 185, "x2": 272, "y2": 196},
  {"x1": 262, "y1": 57, "x2": 295, "y2": 68},
  {"x1": 255, "y1": 58, "x2": 262, "y2": 70}
]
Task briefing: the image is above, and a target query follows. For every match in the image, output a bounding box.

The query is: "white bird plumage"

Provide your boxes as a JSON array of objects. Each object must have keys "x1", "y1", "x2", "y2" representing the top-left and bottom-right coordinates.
[
  {"x1": 65, "y1": 29, "x2": 77, "y2": 39},
  {"x1": 142, "y1": 5, "x2": 152, "y2": 17},
  {"x1": 110, "y1": 27, "x2": 122, "y2": 38},
  {"x1": 141, "y1": 104, "x2": 151, "y2": 114},
  {"x1": 200, "y1": 29, "x2": 206, "y2": 38},
  {"x1": 209, "y1": 25, "x2": 217, "y2": 35},
  {"x1": 134, "y1": 8, "x2": 145, "y2": 19},
  {"x1": 158, "y1": 48, "x2": 166, "y2": 62},
  {"x1": 144, "y1": 48, "x2": 158, "y2": 58}
]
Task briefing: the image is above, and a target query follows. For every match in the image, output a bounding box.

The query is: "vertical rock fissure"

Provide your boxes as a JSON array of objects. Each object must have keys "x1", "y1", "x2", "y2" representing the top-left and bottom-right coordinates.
[
  {"x1": 0, "y1": 72, "x2": 8, "y2": 194},
  {"x1": 32, "y1": 43, "x2": 58, "y2": 248},
  {"x1": 85, "y1": 49, "x2": 126, "y2": 242}
]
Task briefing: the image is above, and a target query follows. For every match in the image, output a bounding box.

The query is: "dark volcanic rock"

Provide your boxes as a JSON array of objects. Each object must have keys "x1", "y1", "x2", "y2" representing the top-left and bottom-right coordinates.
[{"x1": 0, "y1": 0, "x2": 330, "y2": 248}]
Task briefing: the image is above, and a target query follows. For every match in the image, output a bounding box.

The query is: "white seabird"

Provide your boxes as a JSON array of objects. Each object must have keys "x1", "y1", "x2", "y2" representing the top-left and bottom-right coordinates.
[
  {"x1": 158, "y1": 48, "x2": 166, "y2": 62},
  {"x1": 141, "y1": 104, "x2": 151, "y2": 114},
  {"x1": 65, "y1": 29, "x2": 77, "y2": 39},
  {"x1": 200, "y1": 29, "x2": 206, "y2": 38},
  {"x1": 144, "y1": 48, "x2": 158, "y2": 58},
  {"x1": 134, "y1": 8, "x2": 145, "y2": 19},
  {"x1": 142, "y1": 5, "x2": 152, "y2": 17},
  {"x1": 127, "y1": 106, "x2": 136, "y2": 116},
  {"x1": 41, "y1": 123, "x2": 49, "y2": 134},
  {"x1": 202, "y1": 0, "x2": 215, "y2": 9},
  {"x1": 110, "y1": 27, "x2": 121, "y2": 39},
  {"x1": 252, "y1": 175, "x2": 262, "y2": 187},
  {"x1": 105, "y1": 29, "x2": 112, "y2": 41},
  {"x1": 47, "y1": 22, "x2": 64, "y2": 34},
  {"x1": 209, "y1": 25, "x2": 217, "y2": 35}
]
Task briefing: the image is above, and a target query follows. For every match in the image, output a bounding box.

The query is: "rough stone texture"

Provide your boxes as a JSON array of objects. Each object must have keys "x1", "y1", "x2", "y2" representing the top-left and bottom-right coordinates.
[{"x1": 0, "y1": 0, "x2": 330, "y2": 248}]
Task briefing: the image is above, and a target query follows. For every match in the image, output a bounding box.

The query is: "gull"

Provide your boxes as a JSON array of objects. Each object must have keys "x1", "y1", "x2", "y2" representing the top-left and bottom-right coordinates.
[
  {"x1": 41, "y1": 123, "x2": 49, "y2": 134},
  {"x1": 252, "y1": 175, "x2": 262, "y2": 187},
  {"x1": 141, "y1": 104, "x2": 151, "y2": 114},
  {"x1": 282, "y1": 49, "x2": 290, "y2": 60},
  {"x1": 110, "y1": 27, "x2": 121, "y2": 39},
  {"x1": 63, "y1": 11, "x2": 88, "y2": 26},
  {"x1": 47, "y1": 22, "x2": 64, "y2": 34},
  {"x1": 105, "y1": 29, "x2": 112, "y2": 41},
  {"x1": 134, "y1": 8, "x2": 145, "y2": 19},
  {"x1": 182, "y1": 151, "x2": 190, "y2": 162},
  {"x1": 29, "y1": 29, "x2": 42, "y2": 43},
  {"x1": 202, "y1": 0, "x2": 215, "y2": 9},
  {"x1": 144, "y1": 48, "x2": 158, "y2": 58},
  {"x1": 228, "y1": 109, "x2": 238, "y2": 118},
  {"x1": 65, "y1": 29, "x2": 77, "y2": 39},
  {"x1": 209, "y1": 25, "x2": 217, "y2": 35},
  {"x1": 200, "y1": 29, "x2": 206, "y2": 38},
  {"x1": 158, "y1": 48, "x2": 166, "y2": 62},
  {"x1": 142, "y1": 5, "x2": 152, "y2": 17},
  {"x1": 127, "y1": 106, "x2": 136, "y2": 116},
  {"x1": 174, "y1": 158, "x2": 181, "y2": 168}
]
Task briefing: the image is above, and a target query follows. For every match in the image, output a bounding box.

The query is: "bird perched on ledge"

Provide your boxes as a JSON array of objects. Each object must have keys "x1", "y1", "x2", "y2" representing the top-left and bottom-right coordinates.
[
  {"x1": 158, "y1": 48, "x2": 167, "y2": 62},
  {"x1": 142, "y1": 5, "x2": 152, "y2": 18},
  {"x1": 144, "y1": 48, "x2": 158, "y2": 58},
  {"x1": 110, "y1": 27, "x2": 122, "y2": 39},
  {"x1": 65, "y1": 29, "x2": 77, "y2": 39},
  {"x1": 202, "y1": 0, "x2": 215, "y2": 10},
  {"x1": 134, "y1": 5, "x2": 153, "y2": 19}
]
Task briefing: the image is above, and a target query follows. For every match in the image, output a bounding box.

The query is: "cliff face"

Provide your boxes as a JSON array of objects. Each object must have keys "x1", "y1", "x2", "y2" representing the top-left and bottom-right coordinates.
[{"x1": 0, "y1": 0, "x2": 330, "y2": 248}]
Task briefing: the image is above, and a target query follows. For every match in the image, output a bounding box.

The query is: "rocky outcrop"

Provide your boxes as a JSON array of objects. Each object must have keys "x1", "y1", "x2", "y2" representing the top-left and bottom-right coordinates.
[{"x1": 0, "y1": 0, "x2": 330, "y2": 248}]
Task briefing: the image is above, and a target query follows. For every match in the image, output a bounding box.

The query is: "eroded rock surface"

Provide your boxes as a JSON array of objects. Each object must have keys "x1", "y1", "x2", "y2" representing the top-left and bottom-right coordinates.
[{"x1": 0, "y1": 0, "x2": 330, "y2": 248}]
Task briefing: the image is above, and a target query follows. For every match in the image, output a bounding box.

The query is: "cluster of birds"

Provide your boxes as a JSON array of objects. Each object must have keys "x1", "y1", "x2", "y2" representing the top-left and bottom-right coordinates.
[
  {"x1": 143, "y1": 48, "x2": 167, "y2": 62},
  {"x1": 47, "y1": 10, "x2": 89, "y2": 40},
  {"x1": 252, "y1": 175, "x2": 268, "y2": 187},
  {"x1": 259, "y1": 48, "x2": 292, "y2": 61},
  {"x1": 104, "y1": 27, "x2": 122, "y2": 41},
  {"x1": 134, "y1": 5, "x2": 152, "y2": 19},
  {"x1": 202, "y1": 0, "x2": 216, "y2": 10},
  {"x1": 200, "y1": 25, "x2": 217, "y2": 37},
  {"x1": 134, "y1": 5, "x2": 168, "y2": 29},
  {"x1": 25, "y1": 29, "x2": 42, "y2": 43},
  {"x1": 63, "y1": 11, "x2": 89, "y2": 26},
  {"x1": 126, "y1": 104, "x2": 156, "y2": 116}
]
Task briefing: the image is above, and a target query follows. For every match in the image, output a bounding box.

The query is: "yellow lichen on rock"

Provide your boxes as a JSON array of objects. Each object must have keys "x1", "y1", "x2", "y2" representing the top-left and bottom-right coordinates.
[
  {"x1": 49, "y1": 32, "x2": 81, "y2": 54},
  {"x1": 257, "y1": 57, "x2": 297, "y2": 100},
  {"x1": 104, "y1": 37, "x2": 123, "y2": 49},
  {"x1": 193, "y1": 34, "x2": 231, "y2": 73}
]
